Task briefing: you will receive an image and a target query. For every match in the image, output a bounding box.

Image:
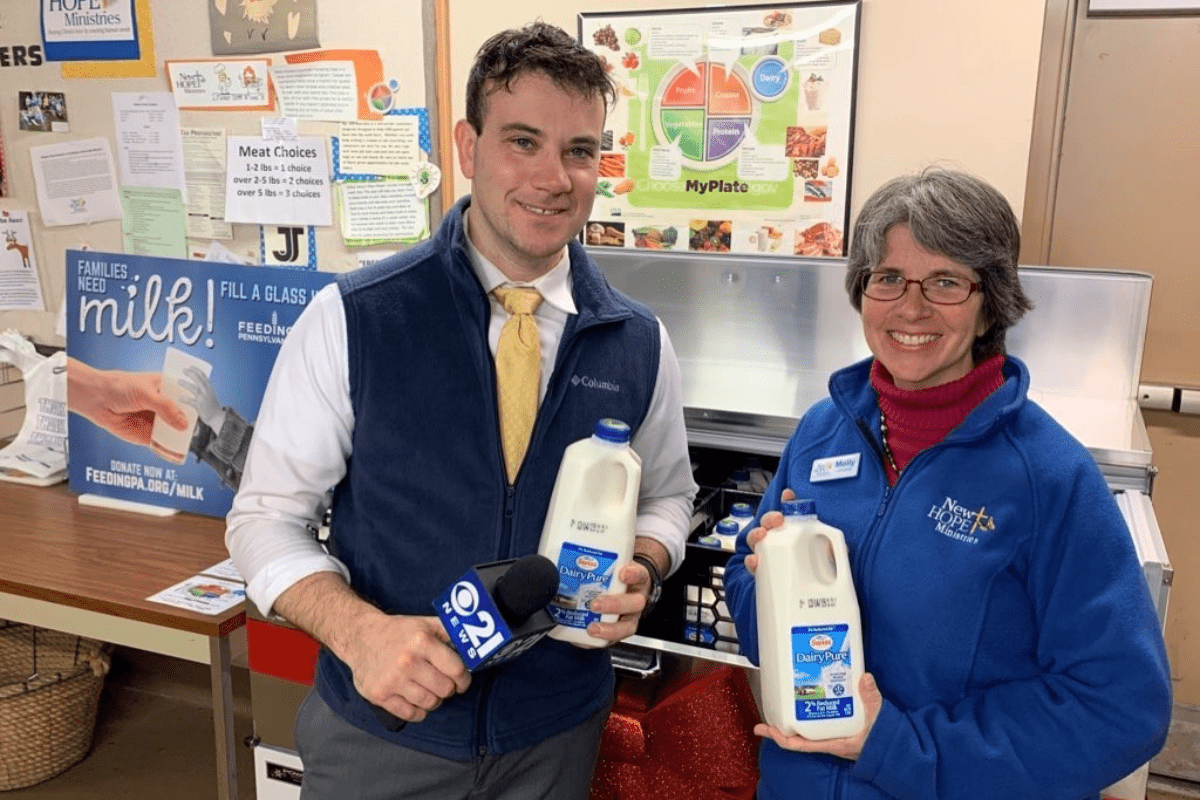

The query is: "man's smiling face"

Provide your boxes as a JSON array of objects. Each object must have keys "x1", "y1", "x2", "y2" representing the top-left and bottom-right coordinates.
[{"x1": 454, "y1": 71, "x2": 605, "y2": 281}]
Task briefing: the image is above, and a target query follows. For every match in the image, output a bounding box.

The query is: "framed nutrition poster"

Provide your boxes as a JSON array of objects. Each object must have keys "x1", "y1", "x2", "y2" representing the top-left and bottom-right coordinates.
[{"x1": 579, "y1": 1, "x2": 861, "y2": 258}]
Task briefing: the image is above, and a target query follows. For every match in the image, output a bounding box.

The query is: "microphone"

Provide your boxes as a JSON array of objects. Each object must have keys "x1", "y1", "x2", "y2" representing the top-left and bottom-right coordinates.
[
  {"x1": 436, "y1": 554, "x2": 560, "y2": 668},
  {"x1": 370, "y1": 554, "x2": 560, "y2": 731}
]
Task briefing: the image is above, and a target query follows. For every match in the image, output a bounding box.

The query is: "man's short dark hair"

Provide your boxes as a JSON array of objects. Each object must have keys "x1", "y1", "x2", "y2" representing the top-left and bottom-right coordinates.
[{"x1": 465, "y1": 21, "x2": 615, "y2": 133}]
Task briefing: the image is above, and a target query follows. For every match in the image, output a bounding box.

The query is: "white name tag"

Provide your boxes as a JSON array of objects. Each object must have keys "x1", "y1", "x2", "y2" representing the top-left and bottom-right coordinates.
[{"x1": 810, "y1": 453, "x2": 861, "y2": 482}]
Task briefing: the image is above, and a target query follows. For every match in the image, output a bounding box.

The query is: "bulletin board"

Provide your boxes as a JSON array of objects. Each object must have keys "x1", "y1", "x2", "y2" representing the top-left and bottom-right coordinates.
[{"x1": 0, "y1": 0, "x2": 443, "y2": 347}]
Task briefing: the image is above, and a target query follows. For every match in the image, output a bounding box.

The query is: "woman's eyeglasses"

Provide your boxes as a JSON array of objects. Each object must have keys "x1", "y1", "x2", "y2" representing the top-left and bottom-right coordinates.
[{"x1": 860, "y1": 271, "x2": 980, "y2": 305}]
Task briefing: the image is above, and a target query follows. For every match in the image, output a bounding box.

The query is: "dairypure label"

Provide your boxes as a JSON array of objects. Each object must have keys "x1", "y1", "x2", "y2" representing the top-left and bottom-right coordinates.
[
  {"x1": 548, "y1": 542, "x2": 618, "y2": 629},
  {"x1": 792, "y1": 623, "x2": 856, "y2": 720}
]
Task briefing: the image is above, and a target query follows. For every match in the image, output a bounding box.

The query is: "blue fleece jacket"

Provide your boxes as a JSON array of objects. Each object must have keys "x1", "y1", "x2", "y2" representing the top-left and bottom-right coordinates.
[
  {"x1": 725, "y1": 356, "x2": 1171, "y2": 800},
  {"x1": 314, "y1": 199, "x2": 662, "y2": 760}
]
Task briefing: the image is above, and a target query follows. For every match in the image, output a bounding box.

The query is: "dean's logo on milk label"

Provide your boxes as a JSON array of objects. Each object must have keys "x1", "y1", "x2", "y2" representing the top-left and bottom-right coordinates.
[
  {"x1": 927, "y1": 496, "x2": 996, "y2": 545},
  {"x1": 575, "y1": 554, "x2": 599, "y2": 571},
  {"x1": 809, "y1": 633, "x2": 833, "y2": 651}
]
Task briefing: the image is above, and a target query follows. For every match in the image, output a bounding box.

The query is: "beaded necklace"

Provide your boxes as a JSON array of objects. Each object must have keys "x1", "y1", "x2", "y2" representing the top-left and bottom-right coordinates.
[{"x1": 879, "y1": 410, "x2": 901, "y2": 476}]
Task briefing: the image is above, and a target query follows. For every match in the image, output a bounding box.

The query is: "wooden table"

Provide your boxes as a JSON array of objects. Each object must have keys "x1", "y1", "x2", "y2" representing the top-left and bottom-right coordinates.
[{"x1": 0, "y1": 481, "x2": 246, "y2": 800}]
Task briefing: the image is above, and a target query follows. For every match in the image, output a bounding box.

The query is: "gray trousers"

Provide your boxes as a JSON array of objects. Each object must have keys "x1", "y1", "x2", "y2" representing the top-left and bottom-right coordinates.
[{"x1": 294, "y1": 689, "x2": 610, "y2": 800}]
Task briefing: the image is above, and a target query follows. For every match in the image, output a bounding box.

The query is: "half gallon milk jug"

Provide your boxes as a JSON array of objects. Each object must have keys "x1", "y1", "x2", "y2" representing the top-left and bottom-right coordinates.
[
  {"x1": 729, "y1": 502, "x2": 756, "y2": 533},
  {"x1": 539, "y1": 418, "x2": 642, "y2": 648},
  {"x1": 707, "y1": 518, "x2": 740, "y2": 552},
  {"x1": 755, "y1": 498, "x2": 864, "y2": 739}
]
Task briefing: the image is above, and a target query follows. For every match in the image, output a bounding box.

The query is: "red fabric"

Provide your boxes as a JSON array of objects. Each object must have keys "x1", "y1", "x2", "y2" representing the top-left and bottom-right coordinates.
[
  {"x1": 870, "y1": 354, "x2": 1005, "y2": 484},
  {"x1": 247, "y1": 617, "x2": 319, "y2": 686},
  {"x1": 589, "y1": 666, "x2": 760, "y2": 800}
]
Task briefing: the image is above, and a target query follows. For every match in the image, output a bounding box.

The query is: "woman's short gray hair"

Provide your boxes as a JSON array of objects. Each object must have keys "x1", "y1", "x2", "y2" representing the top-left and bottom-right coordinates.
[{"x1": 844, "y1": 167, "x2": 1033, "y2": 363}]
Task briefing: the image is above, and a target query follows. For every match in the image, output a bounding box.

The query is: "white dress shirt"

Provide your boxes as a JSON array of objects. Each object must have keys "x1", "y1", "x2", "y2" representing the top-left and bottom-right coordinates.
[{"x1": 227, "y1": 214, "x2": 697, "y2": 617}]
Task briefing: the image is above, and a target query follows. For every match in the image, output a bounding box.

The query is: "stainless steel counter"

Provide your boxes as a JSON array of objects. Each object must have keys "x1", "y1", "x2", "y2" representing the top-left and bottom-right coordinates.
[{"x1": 594, "y1": 250, "x2": 1154, "y2": 486}]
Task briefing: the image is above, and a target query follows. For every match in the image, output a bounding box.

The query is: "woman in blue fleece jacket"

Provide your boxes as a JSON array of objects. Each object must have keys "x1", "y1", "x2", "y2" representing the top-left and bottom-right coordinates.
[{"x1": 724, "y1": 168, "x2": 1171, "y2": 800}]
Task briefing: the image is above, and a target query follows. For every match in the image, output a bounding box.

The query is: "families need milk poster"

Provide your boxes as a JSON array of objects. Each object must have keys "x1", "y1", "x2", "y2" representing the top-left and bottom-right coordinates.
[{"x1": 65, "y1": 249, "x2": 335, "y2": 516}]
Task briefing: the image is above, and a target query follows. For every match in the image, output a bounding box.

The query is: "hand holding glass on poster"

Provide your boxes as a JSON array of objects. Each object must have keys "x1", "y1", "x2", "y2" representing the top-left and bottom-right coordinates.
[
  {"x1": 150, "y1": 347, "x2": 214, "y2": 464},
  {"x1": 66, "y1": 357, "x2": 189, "y2": 449}
]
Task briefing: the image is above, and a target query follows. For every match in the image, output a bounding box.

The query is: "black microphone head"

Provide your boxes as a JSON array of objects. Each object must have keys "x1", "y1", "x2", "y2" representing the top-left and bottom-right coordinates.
[{"x1": 493, "y1": 554, "x2": 559, "y2": 625}]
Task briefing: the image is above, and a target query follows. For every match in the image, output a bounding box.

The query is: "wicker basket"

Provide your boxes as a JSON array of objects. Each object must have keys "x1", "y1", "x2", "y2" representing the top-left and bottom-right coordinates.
[{"x1": 0, "y1": 622, "x2": 111, "y2": 790}]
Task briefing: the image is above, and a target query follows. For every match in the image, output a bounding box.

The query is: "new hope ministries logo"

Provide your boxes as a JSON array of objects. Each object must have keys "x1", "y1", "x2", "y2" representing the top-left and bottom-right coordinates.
[{"x1": 928, "y1": 496, "x2": 995, "y2": 545}]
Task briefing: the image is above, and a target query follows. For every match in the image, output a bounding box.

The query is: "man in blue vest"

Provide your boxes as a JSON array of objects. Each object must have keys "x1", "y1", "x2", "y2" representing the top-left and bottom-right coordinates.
[{"x1": 227, "y1": 21, "x2": 697, "y2": 800}]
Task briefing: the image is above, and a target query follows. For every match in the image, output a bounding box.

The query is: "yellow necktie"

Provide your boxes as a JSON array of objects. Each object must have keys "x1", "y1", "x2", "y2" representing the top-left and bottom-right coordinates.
[{"x1": 493, "y1": 286, "x2": 543, "y2": 482}]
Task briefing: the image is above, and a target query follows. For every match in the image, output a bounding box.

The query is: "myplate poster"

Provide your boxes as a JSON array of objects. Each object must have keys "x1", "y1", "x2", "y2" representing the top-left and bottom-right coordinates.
[
  {"x1": 66, "y1": 249, "x2": 334, "y2": 517},
  {"x1": 579, "y1": 2, "x2": 860, "y2": 258}
]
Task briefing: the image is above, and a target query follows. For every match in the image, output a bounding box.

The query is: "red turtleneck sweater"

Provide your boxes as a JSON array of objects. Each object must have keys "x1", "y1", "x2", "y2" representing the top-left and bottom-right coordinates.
[{"x1": 869, "y1": 355, "x2": 1005, "y2": 485}]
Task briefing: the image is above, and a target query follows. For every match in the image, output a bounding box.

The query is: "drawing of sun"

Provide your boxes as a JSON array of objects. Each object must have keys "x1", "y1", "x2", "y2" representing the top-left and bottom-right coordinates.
[{"x1": 240, "y1": 0, "x2": 278, "y2": 24}]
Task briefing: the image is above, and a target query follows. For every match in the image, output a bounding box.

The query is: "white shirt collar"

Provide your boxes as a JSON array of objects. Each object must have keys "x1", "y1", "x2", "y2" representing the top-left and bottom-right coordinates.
[{"x1": 462, "y1": 209, "x2": 577, "y2": 316}]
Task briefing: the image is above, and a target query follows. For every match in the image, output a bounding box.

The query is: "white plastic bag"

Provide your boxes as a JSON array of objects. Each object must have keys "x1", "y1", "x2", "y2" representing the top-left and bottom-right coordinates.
[{"x1": 0, "y1": 330, "x2": 67, "y2": 483}]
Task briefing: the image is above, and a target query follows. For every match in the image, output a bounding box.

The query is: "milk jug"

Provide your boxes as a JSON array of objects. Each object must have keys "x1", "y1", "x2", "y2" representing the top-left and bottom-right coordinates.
[
  {"x1": 707, "y1": 518, "x2": 740, "y2": 552},
  {"x1": 728, "y1": 502, "x2": 756, "y2": 533},
  {"x1": 539, "y1": 418, "x2": 642, "y2": 648},
  {"x1": 755, "y1": 498, "x2": 864, "y2": 739}
]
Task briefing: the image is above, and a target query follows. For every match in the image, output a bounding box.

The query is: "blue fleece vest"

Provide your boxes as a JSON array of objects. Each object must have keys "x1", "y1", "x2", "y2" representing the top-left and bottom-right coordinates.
[{"x1": 315, "y1": 199, "x2": 661, "y2": 759}]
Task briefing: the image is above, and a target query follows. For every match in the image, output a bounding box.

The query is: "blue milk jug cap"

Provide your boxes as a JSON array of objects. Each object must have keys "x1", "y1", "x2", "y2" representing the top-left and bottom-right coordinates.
[
  {"x1": 716, "y1": 519, "x2": 739, "y2": 535},
  {"x1": 730, "y1": 502, "x2": 754, "y2": 518},
  {"x1": 782, "y1": 498, "x2": 817, "y2": 517},
  {"x1": 594, "y1": 418, "x2": 631, "y2": 443}
]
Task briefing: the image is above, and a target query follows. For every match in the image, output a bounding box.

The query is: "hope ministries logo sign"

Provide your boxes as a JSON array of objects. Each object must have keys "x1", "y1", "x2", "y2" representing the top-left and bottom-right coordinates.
[{"x1": 40, "y1": 0, "x2": 141, "y2": 63}]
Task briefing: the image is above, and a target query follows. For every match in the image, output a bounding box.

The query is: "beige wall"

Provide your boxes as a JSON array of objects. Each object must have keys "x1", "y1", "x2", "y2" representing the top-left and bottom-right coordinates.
[
  {"x1": 442, "y1": 0, "x2": 1046, "y2": 221},
  {"x1": 1144, "y1": 415, "x2": 1200, "y2": 706},
  {"x1": 1023, "y1": 0, "x2": 1200, "y2": 719}
]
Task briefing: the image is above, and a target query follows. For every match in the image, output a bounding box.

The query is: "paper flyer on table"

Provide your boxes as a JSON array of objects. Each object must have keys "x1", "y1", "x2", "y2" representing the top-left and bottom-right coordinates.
[
  {"x1": 199, "y1": 558, "x2": 245, "y2": 583},
  {"x1": 147, "y1": 575, "x2": 245, "y2": 614}
]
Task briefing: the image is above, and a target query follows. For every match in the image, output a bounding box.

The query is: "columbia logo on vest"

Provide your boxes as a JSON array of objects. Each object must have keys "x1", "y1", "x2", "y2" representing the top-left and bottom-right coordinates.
[{"x1": 570, "y1": 374, "x2": 620, "y2": 393}]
